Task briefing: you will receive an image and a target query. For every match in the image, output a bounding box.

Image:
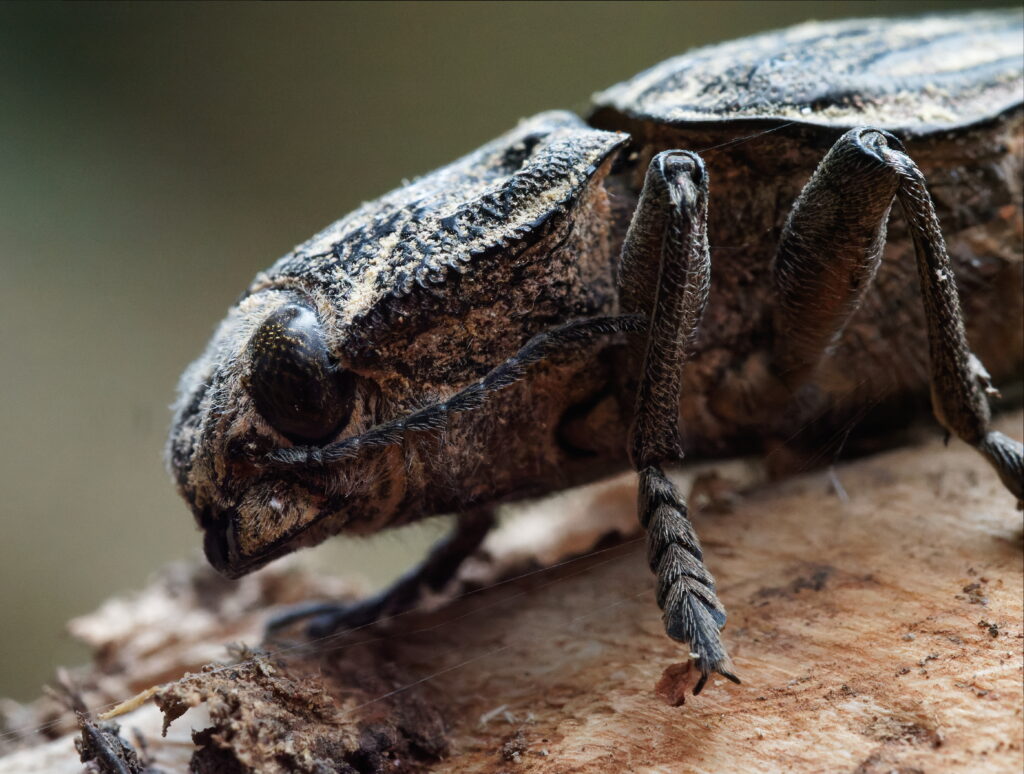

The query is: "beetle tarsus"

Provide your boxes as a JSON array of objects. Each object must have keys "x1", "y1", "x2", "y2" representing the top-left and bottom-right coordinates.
[
  {"x1": 640, "y1": 465, "x2": 737, "y2": 693},
  {"x1": 694, "y1": 667, "x2": 742, "y2": 697}
]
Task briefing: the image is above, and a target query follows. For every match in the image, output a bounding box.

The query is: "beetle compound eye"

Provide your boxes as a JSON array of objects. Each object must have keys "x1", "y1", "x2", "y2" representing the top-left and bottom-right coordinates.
[{"x1": 247, "y1": 304, "x2": 354, "y2": 444}]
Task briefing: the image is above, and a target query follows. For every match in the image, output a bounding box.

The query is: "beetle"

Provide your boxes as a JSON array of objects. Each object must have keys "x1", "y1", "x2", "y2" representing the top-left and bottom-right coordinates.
[{"x1": 168, "y1": 11, "x2": 1023, "y2": 694}]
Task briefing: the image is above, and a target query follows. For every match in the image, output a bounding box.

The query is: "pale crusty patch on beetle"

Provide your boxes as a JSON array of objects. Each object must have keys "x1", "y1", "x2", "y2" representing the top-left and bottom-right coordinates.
[
  {"x1": 255, "y1": 110, "x2": 627, "y2": 330},
  {"x1": 593, "y1": 12, "x2": 1023, "y2": 135}
]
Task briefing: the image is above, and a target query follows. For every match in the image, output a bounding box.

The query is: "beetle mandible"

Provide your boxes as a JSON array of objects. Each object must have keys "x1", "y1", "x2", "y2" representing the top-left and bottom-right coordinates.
[{"x1": 168, "y1": 12, "x2": 1024, "y2": 693}]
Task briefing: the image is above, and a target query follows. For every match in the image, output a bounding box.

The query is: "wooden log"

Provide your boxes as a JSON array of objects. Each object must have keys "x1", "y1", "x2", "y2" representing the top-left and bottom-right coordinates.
[{"x1": 1, "y1": 413, "x2": 1020, "y2": 773}]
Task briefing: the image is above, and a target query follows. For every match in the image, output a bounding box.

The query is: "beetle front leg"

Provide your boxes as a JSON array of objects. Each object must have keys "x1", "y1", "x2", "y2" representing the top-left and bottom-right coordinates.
[
  {"x1": 621, "y1": 151, "x2": 739, "y2": 693},
  {"x1": 772, "y1": 128, "x2": 1023, "y2": 502},
  {"x1": 267, "y1": 508, "x2": 495, "y2": 638}
]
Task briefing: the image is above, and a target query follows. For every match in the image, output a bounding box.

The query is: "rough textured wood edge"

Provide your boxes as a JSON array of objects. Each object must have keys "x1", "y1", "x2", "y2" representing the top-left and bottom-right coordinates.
[{"x1": 1, "y1": 413, "x2": 1021, "y2": 774}]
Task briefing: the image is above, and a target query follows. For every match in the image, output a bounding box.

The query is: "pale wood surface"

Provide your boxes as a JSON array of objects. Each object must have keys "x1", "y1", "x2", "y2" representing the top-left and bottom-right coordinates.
[{"x1": 1, "y1": 413, "x2": 1021, "y2": 773}]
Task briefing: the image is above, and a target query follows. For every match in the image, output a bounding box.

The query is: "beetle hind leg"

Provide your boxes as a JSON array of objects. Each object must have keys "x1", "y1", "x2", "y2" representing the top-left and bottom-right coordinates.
[
  {"x1": 622, "y1": 150, "x2": 739, "y2": 691},
  {"x1": 770, "y1": 127, "x2": 1022, "y2": 502}
]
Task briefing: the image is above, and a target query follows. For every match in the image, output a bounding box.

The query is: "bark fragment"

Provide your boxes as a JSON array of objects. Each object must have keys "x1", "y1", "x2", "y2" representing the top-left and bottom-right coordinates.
[{"x1": 1, "y1": 414, "x2": 1021, "y2": 773}]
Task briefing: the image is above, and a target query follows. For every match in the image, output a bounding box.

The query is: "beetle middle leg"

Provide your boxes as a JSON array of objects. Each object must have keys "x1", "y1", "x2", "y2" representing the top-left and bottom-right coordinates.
[
  {"x1": 620, "y1": 150, "x2": 739, "y2": 693},
  {"x1": 770, "y1": 128, "x2": 1023, "y2": 502}
]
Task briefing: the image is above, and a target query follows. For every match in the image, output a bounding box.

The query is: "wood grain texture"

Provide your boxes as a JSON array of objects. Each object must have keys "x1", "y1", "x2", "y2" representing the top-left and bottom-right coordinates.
[{"x1": 2, "y1": 412, "x2": 1021, "y2": 773}]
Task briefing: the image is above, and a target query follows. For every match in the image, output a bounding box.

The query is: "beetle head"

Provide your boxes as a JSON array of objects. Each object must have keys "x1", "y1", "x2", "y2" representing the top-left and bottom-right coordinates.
[
  {"x1": 168, "y1": 111, "x2": 628, "y2": 578},
  {"x1": 168, "y1": 289, "x2": 405, "y2": 578}
]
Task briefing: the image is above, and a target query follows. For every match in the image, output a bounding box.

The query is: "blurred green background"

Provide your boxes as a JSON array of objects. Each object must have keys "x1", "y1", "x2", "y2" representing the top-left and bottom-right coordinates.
[{"x1": 0, "y1": 0, "x2": 1015, "y2": 702}]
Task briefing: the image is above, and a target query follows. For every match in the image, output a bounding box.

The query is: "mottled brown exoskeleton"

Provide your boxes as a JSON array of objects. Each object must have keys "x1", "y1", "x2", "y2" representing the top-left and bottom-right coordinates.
[{"x1": 168, "y1": 13, "x2": 1024, "y2": 693}]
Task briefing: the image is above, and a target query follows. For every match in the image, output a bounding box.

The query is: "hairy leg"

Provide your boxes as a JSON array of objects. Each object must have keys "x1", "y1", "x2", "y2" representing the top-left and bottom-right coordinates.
[
  {"x1": 772, "y1": 127, "x2": 1022, "y2": 502},
  {"x1": 267, "y1": 509, "x2": 495, "y2": 638},
  {"x1": 621, "y1": 150, "x2": 739, "y2": 693}
]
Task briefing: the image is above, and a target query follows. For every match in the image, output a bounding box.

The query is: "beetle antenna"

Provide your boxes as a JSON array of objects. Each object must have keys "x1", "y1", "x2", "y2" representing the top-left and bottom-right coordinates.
[{"x1": 265, "y1": 314, "x2": 647, "y2": 466}]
